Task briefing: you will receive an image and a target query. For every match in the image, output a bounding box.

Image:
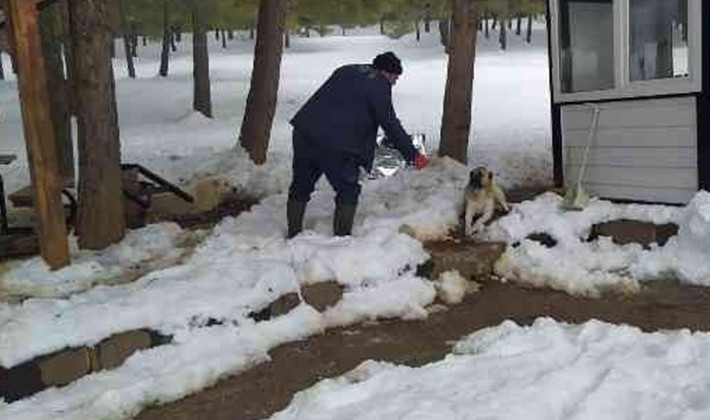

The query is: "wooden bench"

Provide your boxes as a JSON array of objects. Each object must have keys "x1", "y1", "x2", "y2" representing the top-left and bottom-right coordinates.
[
  {"x1": 0, "y1": 153, "x2": 17, "y2": 235},
  {"x1": 6, "y1": 163, "x2": 194, "y2": 230}
]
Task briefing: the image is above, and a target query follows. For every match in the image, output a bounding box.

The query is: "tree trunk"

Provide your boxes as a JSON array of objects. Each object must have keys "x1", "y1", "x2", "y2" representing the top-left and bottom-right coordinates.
[
  {"x1": 192, "y1": 0, "x2": 211, "y2": 118},
  {"x1": 159, "y1": 0, "x2": 170, "y2": 77},
  {"x1": 491, "y1": 15, "x2": 497, "y2": 30},
  {"x1": 239, "y1": 0, "x2": 287, "y2": 164},
  {"x1": 284, "y1": 30, "x2": 291, "y2": 48},
  {"x1": 130, "y1": 23, "x2": 139, "y2": 57},
  {"x1": 341, "y1": 26, "x2": 345, "y2": 36},
  {"x1": 499, "y1": 18, "x2": 507, "y2": 50},
  {"x1": 142, "y1": 35, "x2": 147, "y2": 46},
  {"x1": 170, "y1": 31, "x2": 177, "y2": 52},
  {"x1": 438, "y1": 18, "x2": 451, "y2": 53},
  {"x1": 485, "y1": 13, "x2": 489, "y2": 38},
  {"x1": 0, "y1": 52, "x2": 4, "y2": 80},
  {"x1": 175, "y1": 27, "x2": 182, "y2": 42},
  {"x1": 250, "y1": 26, "x2": 255, "y2": 39},
  {"x1": 379, "y1": 16, "x2": 385, "y2": 34},
  {"x1": 215, "y1": 29, "x2": 220, "y2": 40},
  {"x1": 415, "y1": 20, "x2": 421, "y2": 41},
  {"x1": 68, "y1": 0, "x2": 126, "y2": 249},
  {"x1": 439, "y1": 0, "x2": 478, "y2": 164},
  {"x1": 118, "y1": 0, "x2": 136, "y2": 79},
  {"x1": 526, "y1": 14, "x2": 532, "y2": 44},
  {"x1": 424, "y1": 8, "x2": 431, "y2": 32},
  {"x1": 40, "y1": 3, "x2": 74, "y2": 186},
  {"x1": 57, "y1": 0, "x2": 75, "y2": 115},
  {"x1": 228, "y1": 29, "x2": 234, "y2": 40},
  {"x1": 516, "y1": 15, "x2": 522, "y2": 35}
]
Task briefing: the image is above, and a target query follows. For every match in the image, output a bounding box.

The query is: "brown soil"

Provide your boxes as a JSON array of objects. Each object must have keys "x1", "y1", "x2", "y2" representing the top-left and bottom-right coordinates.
[{"x1": 136, "y1": 278, "x2": 710, "y2": 420}]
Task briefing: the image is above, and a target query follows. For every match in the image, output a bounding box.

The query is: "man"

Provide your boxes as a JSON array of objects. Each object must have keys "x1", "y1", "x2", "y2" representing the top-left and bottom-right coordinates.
[{"x1": 287, "y1": 51, "x2": 428, "y2": 238}]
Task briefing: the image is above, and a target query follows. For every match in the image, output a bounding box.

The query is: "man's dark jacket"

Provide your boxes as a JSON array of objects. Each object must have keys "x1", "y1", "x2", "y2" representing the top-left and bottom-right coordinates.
[{"x1": 290, "y1": 64, "x2": 417, "y2": 171}]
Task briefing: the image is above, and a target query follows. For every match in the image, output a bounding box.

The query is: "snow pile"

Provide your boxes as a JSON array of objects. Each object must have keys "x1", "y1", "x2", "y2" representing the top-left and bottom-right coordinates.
[
  {"x1": 0, "y1": 223, "x2": 186, "y2": 300},
  {"x1": 436, "y1": 270, "x2": 475, "y2": 305},
  {"x1": 271, "y1": 318, "x2": 710, "y2": 420},
  {"x1": 487, "y1": 191, "x2": 710, "y2": 296},
  {"x1": 633, "y1": 191, "x2": 710, "y2": 284}
]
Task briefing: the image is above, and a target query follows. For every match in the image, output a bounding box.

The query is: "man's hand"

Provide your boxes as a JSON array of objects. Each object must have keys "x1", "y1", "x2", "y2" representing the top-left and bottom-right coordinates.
[{"x1": 413, "y1": 152, "x2": 429, "y2": 170}]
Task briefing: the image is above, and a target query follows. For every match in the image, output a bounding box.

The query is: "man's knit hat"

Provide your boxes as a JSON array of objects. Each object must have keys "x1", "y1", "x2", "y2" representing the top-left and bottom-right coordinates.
[{"x1": 372, "y1": 51, "x2": 403, "y2": 75}]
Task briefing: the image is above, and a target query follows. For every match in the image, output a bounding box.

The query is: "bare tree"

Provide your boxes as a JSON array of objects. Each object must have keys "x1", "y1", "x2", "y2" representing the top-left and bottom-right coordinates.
[
  {"x1": 238, "y1": 0, "x2": 288, "y2": 164},
  {"x1": 192, "y1": 0, "x2": 212, "y2": 117},
  {"x1": 118, "y1": 0, "x2": 136, "y2": 78},
  {"x1": 69, "y1": 0, "x2": 126, "y2": 249},
  {"x1": 159, "y1": 0, "x2": 170, "y2": 77},
  {"x1": 439, "y1": 0, "x2": 478, "y2": 163}
]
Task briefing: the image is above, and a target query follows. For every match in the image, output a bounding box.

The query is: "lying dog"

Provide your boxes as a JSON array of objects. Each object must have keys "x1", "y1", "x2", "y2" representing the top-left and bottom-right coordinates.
[{"x1": 463, "y1": 167, "x2": 510, "y2": 236}]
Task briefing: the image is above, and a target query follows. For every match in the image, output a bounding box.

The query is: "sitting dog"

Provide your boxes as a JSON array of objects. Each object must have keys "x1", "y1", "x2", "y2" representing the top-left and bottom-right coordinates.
[{"x1": 463, "y1": 167, "x2": 510, "y2": 236}]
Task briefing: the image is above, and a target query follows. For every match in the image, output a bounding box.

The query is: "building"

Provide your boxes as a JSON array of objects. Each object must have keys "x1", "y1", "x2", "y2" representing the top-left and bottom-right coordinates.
[{"x1": 546, "y1": 0, "x2": 708, "y2": 203}]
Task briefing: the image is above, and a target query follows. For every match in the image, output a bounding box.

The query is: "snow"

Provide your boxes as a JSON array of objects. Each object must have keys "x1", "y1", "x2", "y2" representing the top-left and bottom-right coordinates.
[{"x1": 271, "y1": 317, "x2": 710, "y2": 420}]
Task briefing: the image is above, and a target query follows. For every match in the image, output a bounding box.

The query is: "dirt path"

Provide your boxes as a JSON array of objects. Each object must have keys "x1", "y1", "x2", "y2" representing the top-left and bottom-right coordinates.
[{"x1": 136, "y1": 279, "x2": 710, "y2": 420}]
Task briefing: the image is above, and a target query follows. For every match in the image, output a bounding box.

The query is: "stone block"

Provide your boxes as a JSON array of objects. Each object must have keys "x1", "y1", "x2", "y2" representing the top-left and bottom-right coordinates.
[
  {"x1": 422, "y1": 241, "x2": 506, "y2": 281},
  {"x1": 302, "y1": 281, "x2": 344, "y2": 312},
  {"x1": 590, "y1": 220, "x2": 678, "y2": 248},
  {"x1": 37, "y1": 347, "x2": 92, "y2": 387},
  {"x1": 269, "y1": 292, "x2": 301, "y2": 317},
  {"x1": 97, "y1": 330, "x2": 153, "y2": 370}
]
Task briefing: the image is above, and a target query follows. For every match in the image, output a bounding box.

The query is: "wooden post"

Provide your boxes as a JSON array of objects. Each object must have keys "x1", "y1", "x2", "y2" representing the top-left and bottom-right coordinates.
[{"x1": 6, "y1": 0, "x2": 70, "y2": 269}]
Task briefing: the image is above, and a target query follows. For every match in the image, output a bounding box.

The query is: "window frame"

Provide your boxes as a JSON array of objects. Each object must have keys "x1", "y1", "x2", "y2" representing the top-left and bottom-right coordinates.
[{"x1": 550, "y1": 0, "x2": 703, "y2": 103}]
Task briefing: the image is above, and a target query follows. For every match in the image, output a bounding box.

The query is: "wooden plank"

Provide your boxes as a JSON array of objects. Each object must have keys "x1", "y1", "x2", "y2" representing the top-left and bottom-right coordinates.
[
  {"x1": 581, "y1": 182, "x2": 696, "y2": 204},
  {"x1": 6, "y1": 0, "x2": 68, "y2": 269},
  {"x1": 561, "y1": 97, "x2": 696, "y2": 130},
  {"x1": 565, "y1": 147, "x2": 697, "y2": 169},
  {"x1": 565, "y1": 165, "x2": 698, "y2": 190},
  {"x1": 562, "y1": 126, "x2": 696, "y2": 148}
]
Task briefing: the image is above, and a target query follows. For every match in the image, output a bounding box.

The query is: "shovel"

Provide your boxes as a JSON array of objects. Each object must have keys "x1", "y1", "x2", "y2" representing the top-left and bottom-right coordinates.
[{"x1": 563, "y1": 103, "x2": 601, "y2": 211}]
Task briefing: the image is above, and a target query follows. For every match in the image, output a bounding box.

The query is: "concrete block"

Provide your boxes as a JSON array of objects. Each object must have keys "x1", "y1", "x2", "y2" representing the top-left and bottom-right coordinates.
[
  {"x1": 38, "y1": 347, "x2": 91, "y2": 387},
  {"x1": 98, "y1": 330, "x2": 153, "y2": 370}
]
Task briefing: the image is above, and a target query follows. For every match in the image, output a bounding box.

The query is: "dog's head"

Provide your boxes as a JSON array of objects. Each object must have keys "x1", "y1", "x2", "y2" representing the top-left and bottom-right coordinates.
[{"x1": 468, "y1": 167, "x2": 493, "y2": 190}]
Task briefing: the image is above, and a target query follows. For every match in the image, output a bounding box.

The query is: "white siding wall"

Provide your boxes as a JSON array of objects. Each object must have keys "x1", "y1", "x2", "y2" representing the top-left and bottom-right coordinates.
[{"x1": 562, "y1": 97, "x2": 698, "y2": 204}]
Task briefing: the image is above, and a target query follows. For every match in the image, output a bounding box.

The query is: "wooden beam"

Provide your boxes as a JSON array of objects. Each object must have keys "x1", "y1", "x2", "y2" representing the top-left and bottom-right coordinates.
[{"x1": 6, "y1": 0, "x2": 69, "y2": 269}]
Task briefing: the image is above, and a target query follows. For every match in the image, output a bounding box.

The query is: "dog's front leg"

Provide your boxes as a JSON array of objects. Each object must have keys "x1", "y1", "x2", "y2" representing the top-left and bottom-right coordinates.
[
  {"x1": 471, "y1": 200, "x2": 494, "y2": 234},
  {"x1": 464, "y1": 202, "x2": 476, "y2": 236}
]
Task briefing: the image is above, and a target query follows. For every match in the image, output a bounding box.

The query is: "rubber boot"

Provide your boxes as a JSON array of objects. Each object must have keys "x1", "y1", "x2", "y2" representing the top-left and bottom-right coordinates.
[
  {"x1": 333, "y1": 201, "x2": 357, "y2": 237},
  {"x1": 287, "y1": 199, "x2": 307, "y2": 239}
]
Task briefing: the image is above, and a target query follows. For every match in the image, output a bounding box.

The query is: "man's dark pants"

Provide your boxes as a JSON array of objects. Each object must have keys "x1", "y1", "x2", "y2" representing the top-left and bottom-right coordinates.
[{"x1": 287, "y1": 130, "x2": 361, "y2": 237}]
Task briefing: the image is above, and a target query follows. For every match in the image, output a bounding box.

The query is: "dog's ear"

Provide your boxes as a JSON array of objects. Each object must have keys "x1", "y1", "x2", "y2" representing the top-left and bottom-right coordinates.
[{"x1": 469, "y1": 168, "x2": 484, "y2": 189}]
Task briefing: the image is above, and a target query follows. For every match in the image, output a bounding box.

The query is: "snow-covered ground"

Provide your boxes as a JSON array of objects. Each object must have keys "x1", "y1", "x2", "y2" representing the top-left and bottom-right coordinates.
[
  {"x1": 272, "y1": 317, "x2": 710, "y2": 420},
  {"x1": 0, "y1": 22, "x2": 552, "y2": 196},
  {"x1": 2, "y1": 22, "x2": 710, "y2": 420}
]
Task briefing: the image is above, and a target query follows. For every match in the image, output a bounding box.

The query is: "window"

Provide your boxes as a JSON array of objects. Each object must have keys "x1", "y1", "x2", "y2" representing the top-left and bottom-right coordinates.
[
  {"x1": 629, "y1": 0, "x2": 689, "y2": 81},
  {"x1": 551, "y1": 0, "x2": 701, "y2": 102},
  {"x1": 559, "y1": 0, "x2": 615, "y2": 93}
]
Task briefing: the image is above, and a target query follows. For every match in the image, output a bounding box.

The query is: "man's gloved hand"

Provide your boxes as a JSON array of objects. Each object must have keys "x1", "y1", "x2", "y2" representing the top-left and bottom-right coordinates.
[{"x1": 413, "y1": 152, "x2": 429, "y2": 170}]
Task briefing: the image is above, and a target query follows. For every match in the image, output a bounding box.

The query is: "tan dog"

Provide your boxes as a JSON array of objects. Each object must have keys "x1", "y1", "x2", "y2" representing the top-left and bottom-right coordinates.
[{"x1": 463, "y1": 167, "x2": 509, "y2": 236}]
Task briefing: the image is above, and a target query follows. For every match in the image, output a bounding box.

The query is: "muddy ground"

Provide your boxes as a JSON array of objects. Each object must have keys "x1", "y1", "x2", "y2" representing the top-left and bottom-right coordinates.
[{"x1": 136, "y1": 278, "x2": 710, "y2": 420}]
